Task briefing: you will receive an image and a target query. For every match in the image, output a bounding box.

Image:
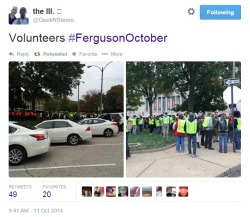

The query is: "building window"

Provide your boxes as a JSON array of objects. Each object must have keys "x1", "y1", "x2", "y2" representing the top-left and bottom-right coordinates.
[
  {"x1": 154, "y1": 99, "x2": 157, "y2": 111},
  {"x1": 158, "y1": 97, "x2": 161, "y2": 111},
  {"x1": 162, "y1": 97, "x2": 166, "y2": 112},
  {"x1": 167, "y1": 98, "x2": 170, "y2": 110},
  {"x1": 172, "y1": 97, "x2": 175, "y2": 109},
  {"x1": 176, "y1": 95, "x2": 180, "y2": 105}
]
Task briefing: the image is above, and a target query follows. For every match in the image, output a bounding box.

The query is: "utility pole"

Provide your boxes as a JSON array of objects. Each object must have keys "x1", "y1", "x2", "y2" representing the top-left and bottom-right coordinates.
[{"x1": 231, "y1": 62, "x2": 235, "y2": 152}]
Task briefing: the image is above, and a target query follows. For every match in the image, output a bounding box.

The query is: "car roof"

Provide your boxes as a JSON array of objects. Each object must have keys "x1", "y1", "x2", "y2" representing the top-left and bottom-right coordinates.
[
  {"x1": 83, "y1": 118, "x2": 105, "y2": 120},
  {"x1": 36, "y1": 119, "x2": 79, "y2": 126}
]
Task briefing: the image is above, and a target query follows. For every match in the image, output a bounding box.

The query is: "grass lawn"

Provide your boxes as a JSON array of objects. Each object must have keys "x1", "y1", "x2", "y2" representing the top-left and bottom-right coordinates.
[{"x1": 128, "y1": 129, "x2": 176, "y2": 152}]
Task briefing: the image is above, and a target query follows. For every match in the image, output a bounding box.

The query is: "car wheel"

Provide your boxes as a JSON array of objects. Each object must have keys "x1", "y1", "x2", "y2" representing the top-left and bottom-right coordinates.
[
  {"x1": 9, "y1": 145, "x2": 27, "y2": 166},
  {"x1": 67, "y1": 134, "x2": 79, "y2": 145},
  {"x1": 104, "y1": 129, "x2": 113, "y2": 137}
]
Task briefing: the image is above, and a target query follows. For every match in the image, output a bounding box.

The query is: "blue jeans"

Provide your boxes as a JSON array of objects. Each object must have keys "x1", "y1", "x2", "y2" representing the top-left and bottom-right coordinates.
[
  {"x1": 234, "y1": 129, "x2": 241, "y2": 149},
  {"x1": 126, "y1": 132, "x2": 130, "y2": 156},
  {"x1": 228, "y1": 129, "x2": 233, "y2": 142},
  {"x1": 138, "y1": 124, "x2": 143, "y2": 132},
  {"x1": 176, "y1": 136, "x2": 185, "y2": 152},
  {"x1": 132, "y1": 126, "x2": 137, "y2": 135},
  {"x1": 205, "y1": 130, "x2": 213, "y2": 149},
  {"x1": 156, "y1": 126, "x2": 161, "y2": 134},
  {"x1": 188, "y1": 135, "x2": 197, "y2": 155},
  {"x1": 219, "y1": 132, "x2": 228, "y2": 152}
]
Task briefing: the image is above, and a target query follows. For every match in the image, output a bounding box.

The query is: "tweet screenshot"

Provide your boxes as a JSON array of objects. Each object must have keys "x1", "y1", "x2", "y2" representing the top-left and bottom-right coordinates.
[{"x1": 1, "y1": 0, "x2": 249, "y2": 216}]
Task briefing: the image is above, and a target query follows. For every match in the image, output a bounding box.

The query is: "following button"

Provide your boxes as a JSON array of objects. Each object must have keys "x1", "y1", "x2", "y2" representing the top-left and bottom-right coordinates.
[{"x1": 200, "y1": 5, "x2": 241, "y2": 20}]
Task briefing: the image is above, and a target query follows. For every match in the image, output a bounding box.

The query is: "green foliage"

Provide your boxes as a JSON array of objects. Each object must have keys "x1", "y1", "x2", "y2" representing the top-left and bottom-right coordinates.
[
  {"x1": 9, "y1": 62, "x2": 26, "y2": 109},
  {"x1": 127, "y1": 61, "x2": 241, "y2": 113},
  {"x1": 126, "y1": 62, "x2": 173, "y2": 115},
  {"x1": 104, "y1": 85, "x2": 123, "y2": 112},
  {"x1": 82, "y1": 90, "x2": 101, "y2": 113},
  {"x1": 80, "y1": 85, "x2": 124, "y2": 113},
  {"x1": 9, "y1": 62, "x2": 85, "y2": 111},
  {"x1": 166, "y1": 62, "x2": 241, "y2": 112}
]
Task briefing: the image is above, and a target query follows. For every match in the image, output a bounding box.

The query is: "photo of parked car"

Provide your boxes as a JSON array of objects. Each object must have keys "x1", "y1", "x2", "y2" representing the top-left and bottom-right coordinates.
[
  {"x1": 79, "y1": 118, "x2": 119, "y2": 137},
  {"x1": 9, "y1": 123, "x2": 50, "y2": 166},
  {"x1": 35, "y1": 119, "x2": 92, "y2": 145}
]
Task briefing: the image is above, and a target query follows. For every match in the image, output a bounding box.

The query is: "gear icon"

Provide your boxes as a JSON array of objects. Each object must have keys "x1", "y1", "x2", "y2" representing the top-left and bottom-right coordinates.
[{"x1": 188, "y1": 8, "x2": 195, "y2": 15}]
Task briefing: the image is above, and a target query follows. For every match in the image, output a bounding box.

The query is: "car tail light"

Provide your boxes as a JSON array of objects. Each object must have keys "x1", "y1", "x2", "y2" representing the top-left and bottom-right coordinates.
[
  {"x1": 111, "y1": 122, "x2": 117, "y2": 126},
  {"x1": 30, "y1": 134, "x2": 46, "y2": 141},
  {"x1": 85, "y1": 126, "x2": 91, "y2": 131}
]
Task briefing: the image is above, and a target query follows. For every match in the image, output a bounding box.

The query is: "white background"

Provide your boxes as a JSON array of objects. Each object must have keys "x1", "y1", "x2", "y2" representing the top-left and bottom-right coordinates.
[{"x1": 1, "y1": 0, "x2": 250, "y2": 216}]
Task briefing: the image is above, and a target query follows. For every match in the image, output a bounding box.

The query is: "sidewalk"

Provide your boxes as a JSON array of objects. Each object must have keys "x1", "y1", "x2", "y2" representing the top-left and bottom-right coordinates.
[{"x1": 126, "y1": 141, "x2": 241, "y2": 177}]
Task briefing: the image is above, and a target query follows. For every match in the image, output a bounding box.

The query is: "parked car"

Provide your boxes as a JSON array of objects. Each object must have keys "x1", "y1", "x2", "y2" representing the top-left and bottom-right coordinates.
[
  {"x1": 79, "y1": 118, "x2": 119, "y2": 137},
  {"x1": 98, "y1": 112, "x2": 124, "y2": 131},
  {"x1": 9, "y1": 123, "x2": 50, "y2": 166},
  {"x1": 34, "y1": 119, "x2": 92, "y2": 145}
]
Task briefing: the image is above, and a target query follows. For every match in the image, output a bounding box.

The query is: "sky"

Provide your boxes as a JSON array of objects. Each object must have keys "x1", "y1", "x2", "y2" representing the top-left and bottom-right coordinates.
[{"x1": 70, "y1": 61, "x2": 124, "y2": 101}]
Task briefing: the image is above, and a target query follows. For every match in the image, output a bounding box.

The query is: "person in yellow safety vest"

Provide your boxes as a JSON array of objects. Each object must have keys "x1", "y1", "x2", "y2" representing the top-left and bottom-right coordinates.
[
  {"x1": 215, "y1": 113, "x2": 229, "y2": 153},
  {"x1": 233, "y1": 111, "x2": 241, "y2": 150},
  {"x1": 39, "y1": 112, "x2": 43, "y2": 122},
  {"x1": 132, "y1": 115, "x2": 137, "y2": 135},
  {"x1": 138, "y1": 116, "x2": 144, "y2": 132},
  {"x1": 184, "y1": 112, "x2": 189, "y2": 121},
  {"x1": 159, "y1": 115, "x2": 163, "y2": 134},
  {"x1": 212, "y1": 111, "x2": 219, "y2": 143},
  {"x1": 175, "y1": 114, "x2": 186, "y2": 152},
  {"x1": 126, "y1": 116, "x2": 132, "y2": 159},
  {"x1": 169, "y1": 115, "x2": 175, "y2": 131},
  {"x1": 184, "y1": 113, "x2": 199, "y2": 158},
  {"x1": 162, "y1": 112, "x2": 170, "y2": 138},
  {"x1": 202, "y1": 112, "x2": 214, "y2": 150},
  {"x1": 155, "y1": 117, "x2": 161, "y2": 134},
  {"x1": 148, "y1": 115, "x2": 154, "y2": 135},
  {"x1": 47, "y1": 112, "x2": 50, "y2": 120}
]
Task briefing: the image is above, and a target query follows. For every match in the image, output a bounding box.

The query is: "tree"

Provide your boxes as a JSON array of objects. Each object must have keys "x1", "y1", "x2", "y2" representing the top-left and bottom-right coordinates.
[
  {"x1": 9, "y1": 62, "x2": 26, "y2": 109},
  {"x1": 126, "y1": 62, "x2": 173, "y2": 116},
  {"x1": 104, "y1": 85, "x2": 123, "y2": 112},
  {"x1": 9, "y1": 62, "x2": 85, "y2": 111},
  {"x1": 163, "y1": 62, "x2": 241, "y2": 112},
  {"x1": 44, "y1": 98, "x2": 59, "y2": 111},
  {"x1": 82, "y1": 90, "x2": 101, "y2": 113}
]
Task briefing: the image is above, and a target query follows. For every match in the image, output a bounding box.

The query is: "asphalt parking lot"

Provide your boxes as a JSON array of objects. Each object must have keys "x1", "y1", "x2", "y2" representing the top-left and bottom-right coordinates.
[{"x1": 9, "y1": 133, "x2": 124, "y2": 177}]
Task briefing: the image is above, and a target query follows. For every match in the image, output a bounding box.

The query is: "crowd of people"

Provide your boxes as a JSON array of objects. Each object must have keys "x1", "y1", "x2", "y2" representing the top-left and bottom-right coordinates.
[
  {"x1": 126, "y1": 111, "x2": 241, "y2": 159},
  {"x1": 9, "y1": 110, "x2": 99, "y2": 122}
]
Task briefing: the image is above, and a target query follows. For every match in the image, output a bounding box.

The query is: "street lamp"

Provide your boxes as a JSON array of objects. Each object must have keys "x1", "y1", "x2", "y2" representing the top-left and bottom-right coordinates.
[
  {"x1": 87, "y1": 61, "x2": 113, "y2": 114},
  {"x1": 77, "y1": 80, "x2": 85, "y2": 112}
]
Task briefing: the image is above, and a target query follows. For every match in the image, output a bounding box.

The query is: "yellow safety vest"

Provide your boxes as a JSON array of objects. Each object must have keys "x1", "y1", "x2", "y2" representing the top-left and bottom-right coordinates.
[
  {"x1": 235, "y1": 118, "x2": 241, "y2": 130},
  {"x1": 202, "y1": 117, "x2": 211, "y2": 127},
  {"x1": 177, "y1": 120, "x2": 186, "y2": 133},
  {"x1": 126, "y1": 120, "x2": 129, "y2": 132},
  {"x1": 186, "y1": 120, "x2": 197, "y2": 134},
  {"x1": 159, "y1": 117, "x2": 163, "y2": 125},
  {"x1": 132, "y1": 118, "x2": 137, "y2": 126},
  {"x1": 163, "y1": 116, "x2": 170, "y2": 124},
  {"x1": 148, "y1": 118, "x2": 154, "y2": 125},
  {"x1": 138, "y1": 118, "x2": 143, "y2": 125},
  {"x1": 155, "y1": 120, "x2": 160, "y2": 127}
]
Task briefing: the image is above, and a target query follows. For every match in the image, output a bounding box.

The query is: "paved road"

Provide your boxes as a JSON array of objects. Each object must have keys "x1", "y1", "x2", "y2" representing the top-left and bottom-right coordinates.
[
  {"x1": 9, "y1": 133, "x2": 124, "y2": 177},
  {"x1": 126, "y1": 141, "x2": 241, "y2": 177}
]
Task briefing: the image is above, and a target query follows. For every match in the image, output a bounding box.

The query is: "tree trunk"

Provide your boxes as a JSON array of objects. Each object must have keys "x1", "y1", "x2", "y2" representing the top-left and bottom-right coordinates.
[
  {"x1": 149, "y1": 99, "x2": 153, "y2": 116},
  {"x1": 188, "y1": 71, "x2": 196, "y2": 112}
]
